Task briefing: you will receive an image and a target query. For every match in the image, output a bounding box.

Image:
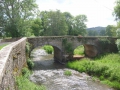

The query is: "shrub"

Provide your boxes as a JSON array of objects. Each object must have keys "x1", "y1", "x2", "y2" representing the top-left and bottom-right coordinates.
[
  {"x1": 27, "y1": 59, "x2": 34, "y2": 70},
  {"x1": 67, "y1": 53, "x2": 120, "y2": 89},
  {"x1": 22, "y1": 67, "x2": 31, "y2": 78},
  {"x1": 43, "y1": 45, "x2": 53, "y2": 54}
]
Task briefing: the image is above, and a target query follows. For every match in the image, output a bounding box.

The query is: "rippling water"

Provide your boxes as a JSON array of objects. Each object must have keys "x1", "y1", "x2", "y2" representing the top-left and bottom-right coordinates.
[{"x1": 30, "y1": 48, "x2": 114, "y2": 90}]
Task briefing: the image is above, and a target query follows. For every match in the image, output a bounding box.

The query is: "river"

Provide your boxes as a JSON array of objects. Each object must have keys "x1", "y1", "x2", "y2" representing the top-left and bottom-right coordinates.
[{"x1": 30, "y1": 48, "x2": 114, "y2": 90}]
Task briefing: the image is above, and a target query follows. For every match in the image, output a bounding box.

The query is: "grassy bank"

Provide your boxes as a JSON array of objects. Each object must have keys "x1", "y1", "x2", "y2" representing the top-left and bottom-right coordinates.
[
  {"x1": 16, "y1": 42, "x2": 46, "y2": 90},
  {"x1": 16, "y1": 67, "x2": 46, "y2": 90},
  {"x1": 67, "y1": 53, "x2": 120, "y2": 90},
  {"x1": 0, "y1": 44, "x2": 7, "y2": 50}
]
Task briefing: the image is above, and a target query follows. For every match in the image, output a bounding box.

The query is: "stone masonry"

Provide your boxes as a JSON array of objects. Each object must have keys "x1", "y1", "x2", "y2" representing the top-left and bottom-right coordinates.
[{"x1": 0, "y1": 37, "x2": 27, "y2": 90}]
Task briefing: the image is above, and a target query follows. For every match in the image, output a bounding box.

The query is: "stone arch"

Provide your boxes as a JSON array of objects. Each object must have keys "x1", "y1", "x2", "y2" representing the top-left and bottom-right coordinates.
[
  {"x1": 30, "y1": 43, "x2": 63, "y2": 62},
  {"x1": 72, "y1": 40, "x2": 98, "y2": 58}
]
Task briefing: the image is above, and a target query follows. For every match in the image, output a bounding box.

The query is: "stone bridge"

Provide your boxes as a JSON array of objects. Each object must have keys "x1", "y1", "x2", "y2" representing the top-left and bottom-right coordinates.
[
  {"x1": 0, "y1": 36, "x2": 118, "y2": 90},
  {"x1": 28, "y1": 36, "x2": 118, "y2": 63}
]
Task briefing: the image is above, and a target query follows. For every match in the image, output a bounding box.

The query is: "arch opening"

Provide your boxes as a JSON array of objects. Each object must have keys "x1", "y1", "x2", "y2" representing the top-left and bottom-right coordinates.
[
  {"x1": 30, "y1": 44, "x2": 64, "y2": 70},
  {"x1": 73, "y1": 45, "x2": 85, "y2": 60}
]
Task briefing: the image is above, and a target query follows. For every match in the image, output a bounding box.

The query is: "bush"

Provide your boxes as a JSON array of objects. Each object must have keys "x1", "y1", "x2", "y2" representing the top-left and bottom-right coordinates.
[
  {"x1": 43, "y1": 45, "x2": 53, "y2": 54},
  {"x1": 22, "y1": 67, "x2": 31, "y2": 78},
  {"x1": 27, "y1": 59, "x2": 34, "y2": 70}
]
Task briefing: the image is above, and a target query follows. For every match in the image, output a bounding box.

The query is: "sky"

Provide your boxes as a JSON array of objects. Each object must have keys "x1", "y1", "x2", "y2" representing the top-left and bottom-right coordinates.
[{"x1": 36, "y1": 0, "x2": 117, "y2": 28}]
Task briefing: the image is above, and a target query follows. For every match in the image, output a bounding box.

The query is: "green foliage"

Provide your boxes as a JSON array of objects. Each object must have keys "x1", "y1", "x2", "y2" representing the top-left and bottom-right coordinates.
[
  {"x1": 31, "y1": 18, "x2": 43, "y2": 36},
  {"x1": 27, "y1": 59, "x2": 34, "y2": 70},
  {"x1": 40, "y1": 10, "x2": 87, "y2": 36},
  {"x1": 67, "y1": 53, "x2": 120, "y2": 89},
  {"x1": 0, "y1": 0, "x2": 39, "y2": 37},
  {"x1": 114, "y1": 0, "x2": 120, "y2": 21},
  {"x1": 16, "y1": 68, "x2": 46, "y2": 90},
  {"x1": 72, "y1": 15, "x2": 87, "y2": 36},
  {"x1": 22, "y1": 67, "x2": 31, "y2": 78},
  {"x1": 43, "y1": 45, "x2": 53, "y2": 54},
  {"x1": 74, "y1": 45, "x2": 84, "y2": 55},
  {"x1": 26, "y1": 42, "x2": 32, "y2": 57},
  {"x1": 64, "y1": 70, "x2": 72, "y2": 76},
  {"x1": 40, "y1": 10, "x2": 68, "y2": 36},
  {"x1": 62, "y1": 39, "x2": 73, "y2": 53},
  {"x1": 105, "y1": 25, "x2": 116, "y2": 36},
  {"x1": 0, "y1": 44, "x2": 7, "y2": 50}
]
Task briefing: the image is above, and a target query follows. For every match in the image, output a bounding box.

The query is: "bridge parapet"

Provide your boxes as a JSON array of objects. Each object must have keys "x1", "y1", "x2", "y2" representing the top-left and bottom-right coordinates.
[{"x1": 0, "y1": 37, "x2": 27, "y2": 90}]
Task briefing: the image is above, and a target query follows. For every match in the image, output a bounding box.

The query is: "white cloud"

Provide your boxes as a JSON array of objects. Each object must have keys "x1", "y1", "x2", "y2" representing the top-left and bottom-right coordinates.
[{"x1": 36, "y1": 0, "x2": 117, "y2": 28}]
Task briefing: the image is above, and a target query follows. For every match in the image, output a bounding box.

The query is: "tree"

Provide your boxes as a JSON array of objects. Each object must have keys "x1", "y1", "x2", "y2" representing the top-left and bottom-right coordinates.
[
  {"x1": 72, "y1": 15, "x2": 87, "y2": 36},
  {"x1": 40, "y1": 10, "x2": 68, "y2": 36},
  {"x1": 0, "y1": 0, "x2": 39, "y2": 37},
  {"x1": 87, "y1": 30, "x2": 98, "y2": 36},
  {"x1": 99, "y1": 29, "x2": 106, "y2": 36},
  {"x1": 105, "y1": 25, "x2": 116, "y2": 36},
  {"x1": 31, "y1": 18, "x2": 43, "y2": 36},
  {"x1": 63, "y1": 12, "x2": 73, "y2": 35},
  {"x1": 114, "y1": 0, "x2": 120, "y2": 21}
]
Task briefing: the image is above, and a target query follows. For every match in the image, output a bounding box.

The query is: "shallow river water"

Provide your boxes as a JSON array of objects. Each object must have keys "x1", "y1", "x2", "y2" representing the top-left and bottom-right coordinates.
[{"x1": 30, "y1": 48, "x2": 114, "y2": 90}]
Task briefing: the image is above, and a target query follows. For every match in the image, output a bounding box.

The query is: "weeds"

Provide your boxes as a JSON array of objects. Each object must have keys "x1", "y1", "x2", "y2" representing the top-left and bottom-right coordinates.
[
  {"x1": 27, "y1": 58, "x2": 34, "y2": 70},
  {"x1": 64, "y1": 70, "x2": 72, "y2": 76},
  {"x1": 16, "y1": 68, "x2": 46, "y2": 90},
  {"x1": 67, "y1": 53, "x2": 120, "y2": 89}
]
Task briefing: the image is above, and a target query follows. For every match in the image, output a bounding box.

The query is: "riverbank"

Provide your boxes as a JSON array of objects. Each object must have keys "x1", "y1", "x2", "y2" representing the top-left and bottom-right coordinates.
[
  {"x1": 67, "y1": 53, "x2": 120, "y2": 90},
  {"x1": 29, "y1": 48, "x2": 114, "y2": 90}
]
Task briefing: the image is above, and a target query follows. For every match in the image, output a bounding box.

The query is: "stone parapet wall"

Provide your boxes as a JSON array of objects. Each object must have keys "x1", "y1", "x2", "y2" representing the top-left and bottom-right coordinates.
[{"x1": 0, "y1": 37, "x2": 27, "y2": 90}]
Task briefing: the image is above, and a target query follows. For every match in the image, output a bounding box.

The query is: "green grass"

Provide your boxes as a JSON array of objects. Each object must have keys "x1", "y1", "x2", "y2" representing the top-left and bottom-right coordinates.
[
  {"x1": 0, "y1": 44, "x2": 8, "y2": 50},
  {"x1": 74, "y1": 45, "x2": 84, "y2": 55},
  {"x1": 67, "y1": 53, "x2": 120, "y2": 90},
  {"x1": 16, "y1": 67, "x2": 46, "y2": 90},
  {"x1": 64, "y1": 70, "x2": 72, "y2": 76},
  {"x1": 42, "y1": 45, "x2": 53, "y2": 54}
]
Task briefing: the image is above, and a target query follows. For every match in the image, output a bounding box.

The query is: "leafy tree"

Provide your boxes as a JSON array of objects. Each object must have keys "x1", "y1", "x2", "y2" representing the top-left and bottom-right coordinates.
[
  {"x1": 63, "y1": 12, "x2": 73, "y2": 35},
  {"x1": 99, "y1": 29, "x2": 106, "y2": 36},
  {"x1": 31, "y1": 18, "x2": 43, "y2": 36},
  {"x1": 72, "y1": 15, "x2": 87, "y2": 36},
  {"x1": 106, "y1": 25, "x2": 116, "y2": 36},
  {"x1": 40, "y1": 10, "x2": 68, "y2": 36},
  {"x1": 0, "y1": 0, "x2": 39, "y2": 37},
  {"x1": 87, "y1": 30, "x2": 98, "y2": 36},
  {"x1": 114, "y1": 0, "x2": 120, "y2": 21}
]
